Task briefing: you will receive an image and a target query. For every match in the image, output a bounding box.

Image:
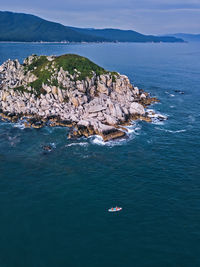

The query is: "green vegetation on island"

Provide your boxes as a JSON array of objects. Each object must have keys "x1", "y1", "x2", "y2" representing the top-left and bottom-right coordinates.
[
  {"x1": 55, "y1": 54, "x2": 107, "y2": 79},
  {"x1": 21, "y1": 54, "x2": 117, "y2": 94}
]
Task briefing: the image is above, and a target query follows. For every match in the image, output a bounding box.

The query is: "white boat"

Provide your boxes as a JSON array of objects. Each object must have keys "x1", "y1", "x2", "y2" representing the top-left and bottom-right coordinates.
[{"x1": 108, "y1": 207, "x2": 122, "y2": 212}]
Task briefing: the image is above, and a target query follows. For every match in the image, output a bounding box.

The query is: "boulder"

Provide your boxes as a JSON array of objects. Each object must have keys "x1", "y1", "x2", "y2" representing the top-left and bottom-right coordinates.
[
  {"x1": 2, "y1": 92, "x2": 9, "y2": 101},
  {"x1": 129, "y1": 102, "x2": 145, "y2": 115},
  {"x1": 115, "y1": 104, "x2": 124, "y2": 120},
  {"x1": 71, "y1": 97, "x2": 79, "y2": 107},
  {"x1": 97, "y1": 123, "x2": 126, "y2": 142},
  {"x1": 77, "y1": 120, "x2": 90, "y2": 127},
  {"x1": 57, "y1": 88, "x2": 64, "y2": 102},
  {"x1": 76, "y1": 81, "x2": 86, "y2": 93},
  {"x1": 52, "y1": 86, "x2": 58, "y2": 95},
  {"x1": 140, "y1": 93, "x2": 146, "y2": 99},
  {"x1": 88, "y1": 105, "x2": 106, "y2": 113},
  {"x1": 105, "y1": 115, "x2": 118, "y2": 125},
  {"x1": 133, "y1": 87, "x2": 139, "y2": 95},
  {"x1": 97, "y1": 82, "x2": 109, "y2": 95}
]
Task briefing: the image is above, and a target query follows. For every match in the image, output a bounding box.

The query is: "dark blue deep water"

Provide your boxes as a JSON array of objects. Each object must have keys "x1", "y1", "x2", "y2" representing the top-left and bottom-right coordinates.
[{"x1": 0, "y1": 42, "x2": 199, "y2": 267}]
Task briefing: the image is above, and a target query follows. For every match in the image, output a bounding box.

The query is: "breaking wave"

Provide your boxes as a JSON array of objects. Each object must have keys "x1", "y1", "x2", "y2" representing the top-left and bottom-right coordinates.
[
  {"x1": 90, "y1": 135, "x2": 127, "y2": 147},
  {"x1": 90, "y1": 123, "x2": 141, "y2": 147},
  {"x1": 13, "y1": 122, "x2": 25, "y2": 130},
  {"x1": 147, "y1": 109, "x2": 168, "y2": 125}
]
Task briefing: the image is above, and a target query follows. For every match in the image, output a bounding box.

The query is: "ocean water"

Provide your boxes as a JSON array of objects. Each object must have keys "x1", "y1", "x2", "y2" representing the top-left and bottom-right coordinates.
[{"x1": 0, "y1": 42, "x2": 199, "y2": 267}]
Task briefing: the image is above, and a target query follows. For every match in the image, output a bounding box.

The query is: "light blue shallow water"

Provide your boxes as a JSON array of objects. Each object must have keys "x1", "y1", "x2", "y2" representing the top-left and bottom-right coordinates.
[{"x1": 0, "y1": 42, "x2": 200, "y2": 267}]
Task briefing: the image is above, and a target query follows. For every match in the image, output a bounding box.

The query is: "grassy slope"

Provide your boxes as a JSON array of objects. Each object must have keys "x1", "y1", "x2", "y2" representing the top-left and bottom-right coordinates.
[
  {"x1": 55, "y1": 54, "x2": 107, "y2": 80},
  {"x1": 22, "y1": 54, "x2": 112, "y2": 94}
]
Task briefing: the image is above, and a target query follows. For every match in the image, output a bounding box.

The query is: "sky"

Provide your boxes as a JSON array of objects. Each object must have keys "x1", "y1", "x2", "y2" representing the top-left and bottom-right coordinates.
[{"x1": 1, "y1": 0, "x2": 200, "y2": 34}]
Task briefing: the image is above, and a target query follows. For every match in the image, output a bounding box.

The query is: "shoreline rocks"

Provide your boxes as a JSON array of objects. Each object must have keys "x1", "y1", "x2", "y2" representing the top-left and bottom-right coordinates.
[{"x1": 0, "y1": 54, "x2": 163, "y2": 141}]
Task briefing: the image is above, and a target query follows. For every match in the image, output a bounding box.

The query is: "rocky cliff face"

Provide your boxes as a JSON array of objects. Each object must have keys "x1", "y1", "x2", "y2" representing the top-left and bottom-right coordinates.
[{"x1": 0, "y1": 54, "x2": 160, "y2": 141}]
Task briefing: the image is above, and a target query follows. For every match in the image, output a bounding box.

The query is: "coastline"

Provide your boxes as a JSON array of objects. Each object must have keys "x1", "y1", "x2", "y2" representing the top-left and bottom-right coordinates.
[
  {"x1": 0, "y1": 54, "x2": 166, "y2": 141},
  {"x1": 0, "y1": 41, "x2": 187, "y2": 44}
]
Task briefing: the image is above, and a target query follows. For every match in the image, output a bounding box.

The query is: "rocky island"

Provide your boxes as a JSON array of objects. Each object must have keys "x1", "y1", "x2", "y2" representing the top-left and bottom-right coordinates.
[{"x1": 0, "y1": 54, "x2": 162, "y2": 141}]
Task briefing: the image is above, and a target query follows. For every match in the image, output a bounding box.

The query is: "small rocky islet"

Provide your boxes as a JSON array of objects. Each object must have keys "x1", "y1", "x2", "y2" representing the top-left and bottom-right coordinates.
[{"x1": 0, "y1": 54, "x2": 164, "y2": 141}]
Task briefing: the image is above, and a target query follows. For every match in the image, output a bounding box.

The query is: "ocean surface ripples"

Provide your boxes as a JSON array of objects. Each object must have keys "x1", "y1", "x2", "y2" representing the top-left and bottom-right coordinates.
[{"x1": 0, "y1": 42, "x2": 199, "y2": 267}]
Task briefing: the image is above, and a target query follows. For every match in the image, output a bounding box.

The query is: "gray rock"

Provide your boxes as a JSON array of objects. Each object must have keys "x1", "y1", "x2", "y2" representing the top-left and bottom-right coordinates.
[
  {"x1": 88, "y1": 105, "x2": 106, "y2": 113},
  {"x1": 130, "y1": 102, "x2": 145, "y2": 115},
  {"x1": 77, "y1": 120, "x2": 90, "y2": 127},
  {"x1": 140, "y1": 93, "x2": 146, "y2": 99},
  {"x1": 76, "y1": 81, "x2": 86, "y2": 93},
  {"x1": 105, "y1": 115, "x2": 118, "y2": 125},
  {"x1": 97, "y1": 81, "x2": 110, "y2": 95}
]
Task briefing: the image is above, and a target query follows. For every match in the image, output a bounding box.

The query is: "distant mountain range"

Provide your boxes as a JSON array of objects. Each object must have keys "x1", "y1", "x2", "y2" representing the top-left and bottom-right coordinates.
[
  {"x1": 0, "y1": 11, "x2": 184, "y2": 43},
  {"x1": 68, "y1": 27, "x2": 184, "y2": 43},
  {"x1": 166, "y1": 33, "x2": 200, "y2": 42}
]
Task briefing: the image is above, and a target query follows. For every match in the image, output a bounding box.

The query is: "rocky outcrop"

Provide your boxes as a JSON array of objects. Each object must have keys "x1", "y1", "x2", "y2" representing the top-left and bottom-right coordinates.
[{"x1": 0, "y1": 54, "x2": 162, "y2": 141}]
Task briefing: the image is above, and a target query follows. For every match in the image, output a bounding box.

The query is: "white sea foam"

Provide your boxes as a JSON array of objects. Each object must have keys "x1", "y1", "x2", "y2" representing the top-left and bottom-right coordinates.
[
  {"x1": 126, "y1": 128, "x2": 134, "y2": 134},
  {"x1": 146, "y1": 109, "x2": 155, "y2": 113},
  {"x1": 151, "y1": 117, "x2": 166, "y2": 125},
  {"x1": 151, "y1": 115, "x2": 167, "y2": 125},
  {"x1": 91, "y1": 135, "x2": 106, "y2": 146},
  {"x1": 156, "y1": 127, "x2": 186, "y2": 133},
  {"x1": 165, "y1": 91, "x2": 175, "y2": 97},
  {"x1": 148, "y1": 113, "x2": 168, "y2": 120},
  {"x1": 126, "y1": 123, "x2": 136, "y2": 134},
  {"x1": 66, "y1": 142, "x2": 88, "y2": 147},
  {"x1": 146, "y1": 108, "x2": 168, "y2": 125},
  {"x1": 89, "y1": 123, "x2": 141, "y2": 147},
  {"x1": 13, "y1": 122, "x2": 25, "y2": 130},
  {"x1": 126, "y1": 125, "x2": 141, "y2": 136},
  {"x1": 90, "y1": 135, "x2": 126, "y2": 147},
  {"x1": 50, "y1": 142, "x2": 56, "y2": 148}
]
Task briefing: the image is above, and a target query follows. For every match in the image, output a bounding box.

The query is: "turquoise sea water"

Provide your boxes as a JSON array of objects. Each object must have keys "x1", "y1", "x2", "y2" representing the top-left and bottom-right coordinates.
[{"x1": 0, "y1": 42, "x2": 199, "y2": 267}]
